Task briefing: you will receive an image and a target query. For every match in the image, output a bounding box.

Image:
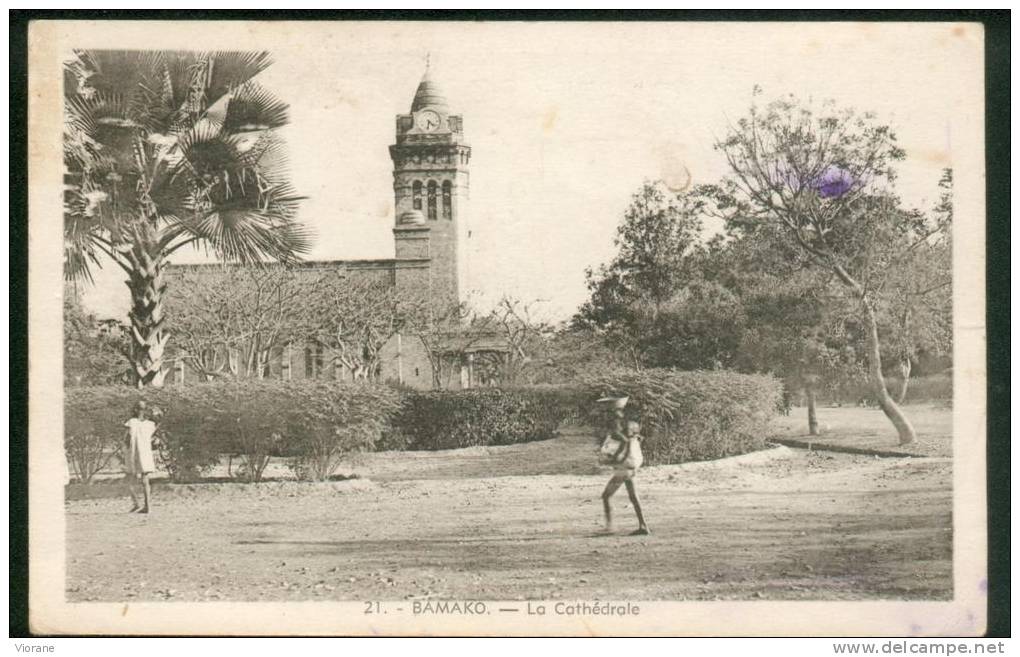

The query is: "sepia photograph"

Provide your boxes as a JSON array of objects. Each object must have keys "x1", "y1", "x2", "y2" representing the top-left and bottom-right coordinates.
[{"x1": 24, "y1": 17, "x2": 991, "y2": 636}]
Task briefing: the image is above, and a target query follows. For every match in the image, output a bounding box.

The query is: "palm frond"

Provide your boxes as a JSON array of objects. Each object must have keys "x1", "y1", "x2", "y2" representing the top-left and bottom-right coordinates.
[
  {"x1": 66, "y1": 91, "x2": 133, "y2": 133},
  {"x1": 64, "y1": 48, "x2": 307, "y2": 279},
  {"x1": 133, "y1": 57, "x2": 184, "y2": 135},
  {"x1": 174, "y1": 121, "x2": 233, "y2": 179},
  {"x1": 222, "y1": 83, "x2": 290, "y2": 133},
  {"x1": 187, "y1": 204, "x2": 312, "y2": 265},
  {"x1": 72, "y1": 50, "x2": 164, "y2": 100},
  {"x1": 147, "y1": 163, "x2": 193, "y2": 224},
  {"x1": 170, "y1": 170, "x2": 310, "y2": 265},
  {"x1": 205, "y1": 51, "x2": 274, "y2": 99},
  {"x1": 236, "y1": 132, "x2": 292, "y2": 183},
  {"x1": 62, "y1": 205, "x2": 106, "y2": 282},
  {"x1": 257, "y1": 180, "x2": 305, "y2": 223},
  {"x1": 63, "y1": 239, "x2": 102, "y2": 283}
]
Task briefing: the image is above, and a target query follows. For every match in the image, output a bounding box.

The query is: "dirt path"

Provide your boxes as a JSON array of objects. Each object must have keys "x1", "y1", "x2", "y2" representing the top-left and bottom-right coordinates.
[{"x1": 66, "y1": 430, "x2": 952, "y2": 602}]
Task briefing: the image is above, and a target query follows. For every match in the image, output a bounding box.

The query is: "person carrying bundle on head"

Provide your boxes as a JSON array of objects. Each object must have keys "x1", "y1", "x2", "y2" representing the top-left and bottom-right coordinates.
[{"x1": 596, "y1": 395, "x2": 650, "y2": 536}]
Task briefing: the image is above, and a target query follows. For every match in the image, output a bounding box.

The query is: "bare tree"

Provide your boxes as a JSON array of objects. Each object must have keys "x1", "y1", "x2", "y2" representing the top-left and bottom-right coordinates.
[
  {"x1": 165, "y1": 266, "x2": 315, "y2": 380},
  {"x1": 486, "y1": 295, "x2": 552, "y2": 385},
  {"x1": 306, "y1": 272, "x2": 415, "y2": 381},
  {"x1": 401, "y1": 297, "x2": 491, "y2": 389}
]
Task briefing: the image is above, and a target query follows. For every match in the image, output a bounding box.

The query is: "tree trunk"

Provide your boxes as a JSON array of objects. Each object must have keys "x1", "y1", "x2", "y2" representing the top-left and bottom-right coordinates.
[
  {"x1": 862, "y1": 301, "x2": 917, "y2": 445},
  {"x1": 896, "y1": 357, "x2": 912, "y2": 404},
  {"x1": 245, "y1": 344, "x2": 257, "y2": 378},
  {"x1": 126, "y1": 254, "x2": 169, "y2": 388},
  {"x1": 806, "y1": 384, "x2": 819, "y2": 436},
  {"x1": 831, "y1": 264, "x2": 918, "y2": 445},
  {"x1": 256, "y1": 349, "x2": 270, "y2": 379}
]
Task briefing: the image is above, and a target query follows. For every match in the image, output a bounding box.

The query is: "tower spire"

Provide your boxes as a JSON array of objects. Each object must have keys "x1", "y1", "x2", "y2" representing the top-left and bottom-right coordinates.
[{"x1": 410, "y1": 54, "x2": 448, "y2": 112}]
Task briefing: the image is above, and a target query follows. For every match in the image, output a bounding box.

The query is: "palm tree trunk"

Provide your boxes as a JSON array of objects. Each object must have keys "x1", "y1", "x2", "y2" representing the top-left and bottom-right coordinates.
[{"x1": 126, "y1": 255, "x2": 169, "y2": 388}]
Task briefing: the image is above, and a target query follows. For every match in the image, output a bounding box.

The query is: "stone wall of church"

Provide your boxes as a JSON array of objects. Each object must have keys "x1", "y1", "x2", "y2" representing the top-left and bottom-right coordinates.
[{"x1": 377, "y1": 333, "x2": 434, "y2": 389}]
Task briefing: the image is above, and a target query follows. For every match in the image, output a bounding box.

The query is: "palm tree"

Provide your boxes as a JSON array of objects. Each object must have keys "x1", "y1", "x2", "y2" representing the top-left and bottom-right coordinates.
[{"x1": 63, "y1": 50, "x2": 310, "y2": 387}]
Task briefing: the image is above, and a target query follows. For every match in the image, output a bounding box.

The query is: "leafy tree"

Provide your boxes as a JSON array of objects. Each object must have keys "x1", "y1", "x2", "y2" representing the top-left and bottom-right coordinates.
[
  {"x1": 736, "y1": 274, "x2": 864, "y2": 434},
  {"x1": 575, "y1": 181, "x2": 714, "y2": 367},
  {"x1": 63, "y1": 288, "x2": 130, "y2": 386},
  {"x1": 631, "y1": 278, "x2": 746, "y2": 371},
  {"x1": 704, "y1": 224, "x2": 866, "y2": 433},
  {"x1": 63, "y1": 50, "x2": 309, "y2": 387},
  {"x1": 711, "y1": 92, "x2": 949, "y2": 444},
  {"x1": 576, "y1": 181, "x2": 706, "y2": 329},
  {"x1": 525, "y1": 327, "x2": 633, "y2": 384},
  {"x1": 874, "y1": 169, "x2": 953, "y2": 402}
]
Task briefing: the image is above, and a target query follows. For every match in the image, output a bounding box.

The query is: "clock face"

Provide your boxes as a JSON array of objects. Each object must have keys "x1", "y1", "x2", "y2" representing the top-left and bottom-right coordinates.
[{"x1": 416, "y1": 110, "x2": 442, "y2": 132}]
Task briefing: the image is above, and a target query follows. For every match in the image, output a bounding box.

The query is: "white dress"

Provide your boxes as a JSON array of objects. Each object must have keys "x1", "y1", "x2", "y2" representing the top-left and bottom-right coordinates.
[{"x1": 124, "y1": 418, "x2": 157, "y2": 475}]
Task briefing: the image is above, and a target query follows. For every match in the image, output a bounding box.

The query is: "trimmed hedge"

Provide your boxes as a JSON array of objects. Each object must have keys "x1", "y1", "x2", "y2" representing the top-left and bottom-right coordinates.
[
  {"x1": 380, "y1": 387, "x2": 581, "y2": 451},
  {"x1": 64, "y1": 381, "x2": 401, "y2": 483},
  {"x1": 65, "y1": 383, "x2": 571, "y2": 478},
  {"x1": 580, "y1": 368, "x2": 782, "y2": 465},
  {"x1": 65, "y1": 369, "x2": 779, "y2": 481}
]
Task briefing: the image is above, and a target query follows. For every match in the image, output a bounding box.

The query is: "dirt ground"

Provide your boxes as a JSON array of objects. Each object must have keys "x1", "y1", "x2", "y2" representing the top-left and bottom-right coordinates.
[{"x1": 65, "y1": 410, "x2": 953, "y2": 602}]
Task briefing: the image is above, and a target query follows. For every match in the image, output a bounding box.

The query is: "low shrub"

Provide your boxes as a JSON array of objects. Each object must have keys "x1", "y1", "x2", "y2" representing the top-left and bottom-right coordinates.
[
  {"x1": 64, "y1": 386, "x2": 136, "y2": 483},
  {"x1": 580, "y1": 368, "x2": 782, "y2": 465},
  {"x1": 385, "y1": 387, "x2": 579, "y2": 451},
  {"x1": 284, "y1": 382, "x2": 402, "y2": 481},
  {"x1": 195, "y1": 381, "x2": 295, "y2": 483},
  {"x1": 147, "y1": 385, "x2": 231, "y2": 482}
]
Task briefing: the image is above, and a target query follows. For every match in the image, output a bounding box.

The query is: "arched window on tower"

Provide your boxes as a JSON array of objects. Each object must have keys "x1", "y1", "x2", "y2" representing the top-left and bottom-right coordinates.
[
  {"x1": 427, "y1": 180, "x2": 438, "y2": 221},
  {"x1": 442, "y1": 181, "x2": 452, "y2": 219},
  {"x1": 412, "y1": 180, "x2": 423, "y2": 210}
]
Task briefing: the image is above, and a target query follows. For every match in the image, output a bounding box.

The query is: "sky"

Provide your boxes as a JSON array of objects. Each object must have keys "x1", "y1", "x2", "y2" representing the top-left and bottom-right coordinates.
[{"x1": 74, "y1": 21, "x2": 980, "y2": 323}]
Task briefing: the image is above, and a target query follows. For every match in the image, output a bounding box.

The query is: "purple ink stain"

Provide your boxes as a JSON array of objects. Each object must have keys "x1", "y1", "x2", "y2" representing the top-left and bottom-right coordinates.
[
  {"x1": 774, "y1": 164, "x2": 855, "y2": 198},
  {"x1": 979, "y1": 578, "x2": 988, "y2": 593},
  {"x1": 811, "y1": 166, "x2": 854, "y2": 198}
]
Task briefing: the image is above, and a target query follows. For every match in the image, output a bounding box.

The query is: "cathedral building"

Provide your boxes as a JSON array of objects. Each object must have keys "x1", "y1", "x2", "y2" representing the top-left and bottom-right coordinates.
[{"x1": 166, "y1": 65, "x2": 507, "y2": 389}]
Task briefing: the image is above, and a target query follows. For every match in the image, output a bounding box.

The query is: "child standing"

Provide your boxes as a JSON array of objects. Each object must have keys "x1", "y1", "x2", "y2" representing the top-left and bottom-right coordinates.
[
  {"x1": 597, "y1": 397, "x2": 650, "y2": 536},
  {"x1": 123, "y1": 401, "x2": 157, "y2": 514}
]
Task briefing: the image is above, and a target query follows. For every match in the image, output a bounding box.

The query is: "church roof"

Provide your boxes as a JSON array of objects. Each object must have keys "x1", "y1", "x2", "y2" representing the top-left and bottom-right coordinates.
[{"x1": 410, "y1": 65, "x2": 449, "y2": 113}]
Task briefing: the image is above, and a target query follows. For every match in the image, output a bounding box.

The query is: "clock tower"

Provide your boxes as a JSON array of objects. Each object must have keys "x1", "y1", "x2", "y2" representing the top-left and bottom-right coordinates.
[{"x1": 389, "y1": 63, "x2": 471, "y2": 308}]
